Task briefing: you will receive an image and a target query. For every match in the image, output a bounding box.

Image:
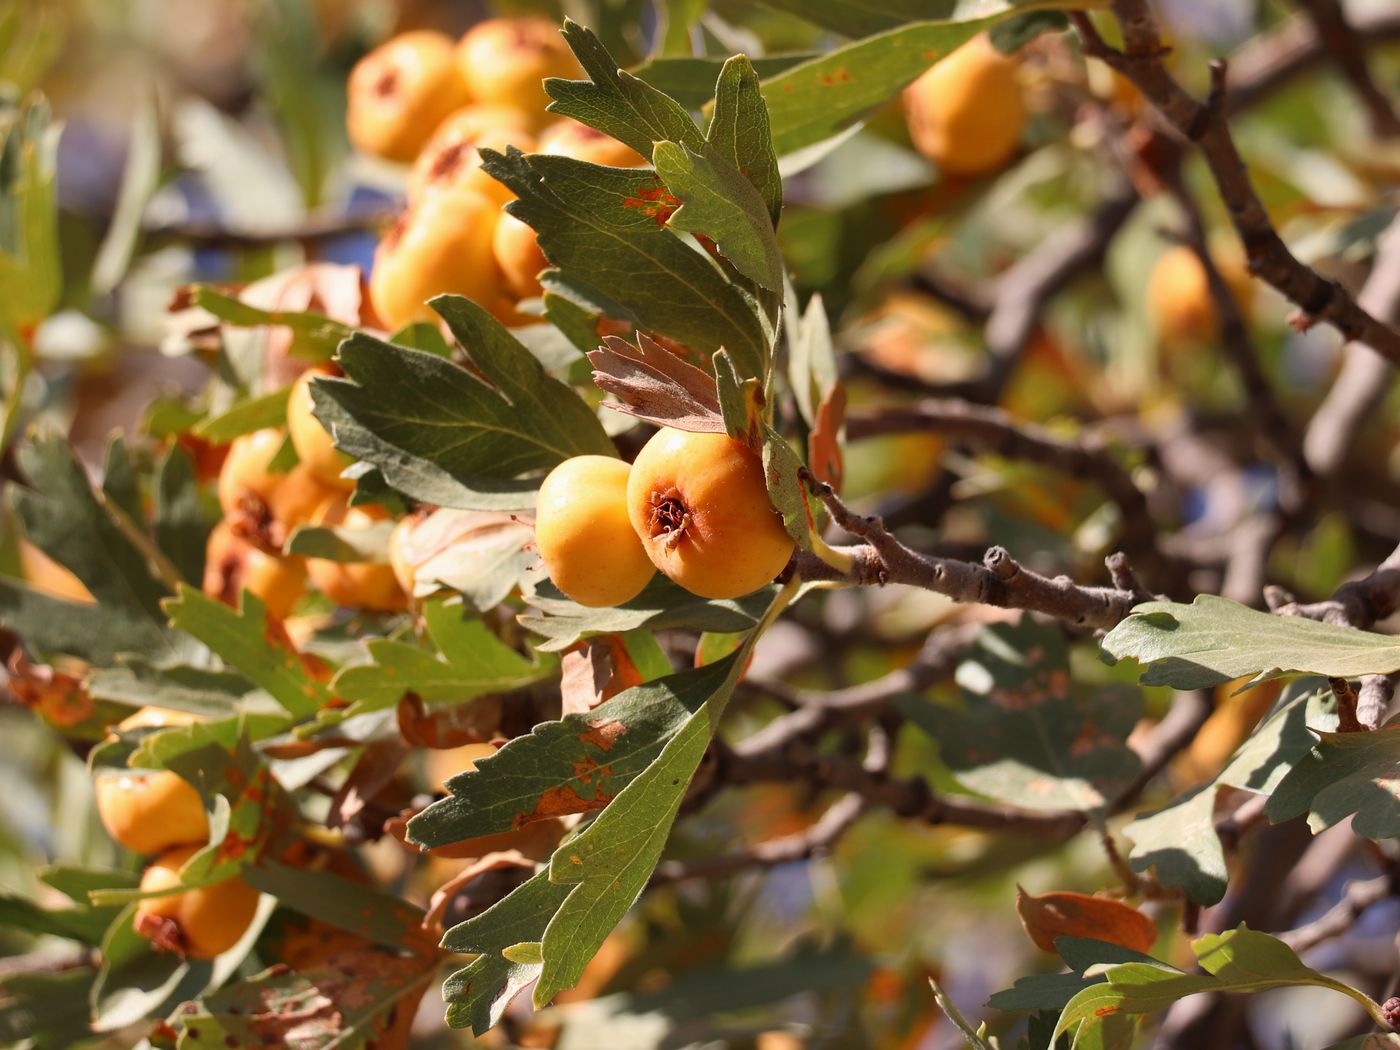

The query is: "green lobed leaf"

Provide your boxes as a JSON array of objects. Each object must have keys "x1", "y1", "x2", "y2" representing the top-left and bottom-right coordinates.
[
  {"x1": 163, "y1": 585, "x2": 332, "y2": 720},
  {"x1": 1267, "y1": 725, "x2": 1400, "y2": 838},
  {"x1": 545, "y1": 20, "x2": 705, "y2": 161},
  {"x1": 706, "y1": 55, "x2": 783, "y2": 227},
  {"x1": 243, "y1": 861, "x2": 427, "y2": 948},
  {"x1": 312, "y1": 300, "x2": 613, "y2": 510},
  {"x1": 1101, "y1": 596, "x2": 1400, "y2": 688},
  {"x1": 440, "y1": 869, "x2": 571, "y2": 1032},
  {"x1": 1054, "y1": 926, "x2": 1386, "y2": 1043},
  {"x1": 653, "y1": 139, "x2": 784, "y2": 292},
  {"x1": 323, "y1": 598, "x2": 552, "y2": 729},
  {"x1": 153, "y1": 444, "x2": 208, "y2": 587},
  {"x1": 1123, "y1": 783, "x2": 1228, "y2": 906},
  {"x1": 632, "y1": 52, "x2": 817, "y2": 110},
  {"x1": 485, "y1": 148, "x2": 770, "y2": 381},
  {"x1": 9, "y1": 433, "x2": 172, "y2": 650},
  {"x1": 519, "y1": 575, "x2": 775, "y2": 652},
  {"x1": 898, "y1": 617, "x2": 1142, "y2": 812},
  {"x1": 0, "y1": 578, "x2": 164, "y2": 663},
  {"x1": 407, "y1": 656, "x2": 737, "y2": 849},
  {"x1": 87, "y1": 658, "x2": 255, "y2": 717},
  {"x1": 187, "y1": 285, "x2": 350, "y2": 360}
]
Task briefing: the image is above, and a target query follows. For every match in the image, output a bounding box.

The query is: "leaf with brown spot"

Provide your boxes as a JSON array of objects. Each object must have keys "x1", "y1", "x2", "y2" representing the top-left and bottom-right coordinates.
[
  {"x1": 588, "y1": 333, "x2": 725, "y2": 432},
  {"x1": 407, "y1": 658, "x2": 737, "y2": 849},
  {"x1": 1016, "y1": 888, "x2": 1157, "y2": 956}
]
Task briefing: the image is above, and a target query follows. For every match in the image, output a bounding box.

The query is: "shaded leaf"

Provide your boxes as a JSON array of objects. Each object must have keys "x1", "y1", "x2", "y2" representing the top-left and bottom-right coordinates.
[
  {"x1": 1123, "y1": 783, "x2": 1228, "y2": 906},
  {"x1": 707, "y1": 55, "x2": 783, "y2": 226},
  {"x1": 244, "y1": 861, "x2": 429, "y2": 949},
  {"x1": 588, "y1": 332, "x2": 725, "y2": 433},
  {"x1": 1101, "y1": 596, "x2": 1400, "y2": 689},
  {"x1": 1267, "y1": 726, "x2": 1400, "y2": 838}
]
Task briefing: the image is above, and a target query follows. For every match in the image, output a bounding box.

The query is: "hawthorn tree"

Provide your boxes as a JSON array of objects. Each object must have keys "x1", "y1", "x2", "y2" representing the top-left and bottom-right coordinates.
[{"x1": 3, "y1": 1, "x2": 1400, "y2": 1048}]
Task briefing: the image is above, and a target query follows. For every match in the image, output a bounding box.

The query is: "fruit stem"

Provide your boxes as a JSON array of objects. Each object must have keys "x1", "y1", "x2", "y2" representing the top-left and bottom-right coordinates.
[{"x1": 808, "y1": 531, "x2": 856, "y2": 576}]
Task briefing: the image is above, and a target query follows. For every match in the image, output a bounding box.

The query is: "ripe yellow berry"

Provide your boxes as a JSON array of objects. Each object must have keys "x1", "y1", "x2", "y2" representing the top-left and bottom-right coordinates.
[
  {"x1": 626, "y1": 429, "x2": 794, "y2": 600},
  {"x1": 406, "y1": 105, "x2": 535, "y2": 206},
  {"x1": 203, "y1": 520, "x2": 308, "y2": 620},
  {"x1": 903, "y1": 35, "x2": 1026, "y2": 177},
  {"x1": 454, "y1": 18, "x2": 581, "y2": 122},
  {"x1": 287, "y1": 367, "x2": 354, "y2": 492},
  {"x1": 369, "y1": 189, "x2": 502, "y2": 331},
  {"x1": 346, "y1": 31, "x2": 471, "y2": 162},
  {"x1": 305, "y1": 500, "x2": 408, "y2": 612},
  {"x1": 535, "y1": 455, "x2": 655, "y2": 608},
  {"x1": 96, "y1": 771, "x2": 210, "y2": 857},
  {"x1": 1146, "y1": 244, "x2": 1254, "y2": 347},
  {"x1": 134, "y1": 844, "x2": 260, "y2": 959},
  {"x1": 537, "y1": 120, "x2": 646, "y2": 168},
  {"x1": 492, "y1": 212, "x2": 549, "y2": 300}
]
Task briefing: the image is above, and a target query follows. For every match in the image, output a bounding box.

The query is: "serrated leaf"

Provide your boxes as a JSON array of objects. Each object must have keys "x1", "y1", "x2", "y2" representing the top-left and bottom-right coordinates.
[
  {"x1": 407, "y1": 657, "x2": 736, "y2": 848},
  {"x1": 324, "y1": 599, "x2": 552, "y2": 728},
  {"x1": 187, "y1": 285, "x2": 351, "y2": 360},
  {"x1": 707, "y1": 55, "x2": 783, "y2": 226},
  {"x1": 898, "y1": 617, "x2": 1141, "y2": 812},
  {"x1": 1054, "y1": 926, "x2": 1386, "y2": 1043},
  {"x1": 87, "y1": 658, "x2": 254, "y2": 716},
  {"x1": 441, "y1": 870, "x2": 571, "y2": 1032},
  {"x1": 588, "y1": 333, "x2": 725, "y2": 433},
  {"x1": 9, "y1": 433, "x2": 172, "y2": 652},
  {"x1": 519, "y1": 575, "x2": 773, "y2": 652},
  {"x1": 312, "y1": 299, "x2": 613, "y2": 510},
  {"x1": 486, "y1": 148, "x2": 770, "y2": 381},
  {"x1": 1101, "y1": 596, "x2": 1400, "y2": 689},
  {"x1": 1217, "y1": 680, "x2": 1338, "y2": 796},
  {"x1": 0, "y1": 578, "x2": 162, "y2": 663},
  {"x1": 653, "y1": 139, "x2": 784, "y2": 293},
  {"x1": 1267, "y1": 726, "x2": 1400, "y2": 838},
  {"x1": 1123, "y1": 784, "x2": 1227, "y2": 906},
  {"x1": 633, "y1": 53, "x2": 816, "y2": 111},
  {"x1": 545, "y1": 20, "x2": 705, "y2": 161},
  {"x1": 164, "y1": 585, "x2": 331, "y2": 719}
]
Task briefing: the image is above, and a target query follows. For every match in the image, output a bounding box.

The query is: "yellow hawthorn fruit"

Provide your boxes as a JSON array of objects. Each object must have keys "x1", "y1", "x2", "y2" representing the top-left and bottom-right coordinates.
[
  {"x1": 134, "y1": 844, "x2": 260, "y2": 959},
  {"x1": 454, "y1": 18, "x2": 581, "y2": 122},
  {"x1": 492, "y1": 212, "x2": 548, "y2": 299},
  {"x1": 17, "y1": 539, "x2": 94, "y2": 604},
  {"x1": 903, "y1": 35, "x2": 1026, "y2": 177},
  {"x1": 536, "y1": 455, "x2": 655, "y2": 607},
  {"x1": 287, "y1": 367, "x2": 354, "y2": 492},
  {"x1": 626, "y1": 429, "x2": 794, "y2": 600},
  {"x1": 538, "y1": 119, "x2": 646, "y2": 167},
  {"x1": 95, "y1": 767, "x2": 209, "y2": 857},
  {"x1": 386, "y1": 514, "x2": 421, "y2": 595},
  {"x1": 369, "y1": 188, "x2": 502, "y2": 331},
  {"x1": 305, "y1": 500, "x2": 408, "y2": 612},
  {"x1": 203, "y1": 520, "x2": 307, "y2": 619},
  {"x1": 406, "y1": 105, "x2": 535, "y2": 206},
  {"x1": 217, "y1": 428, "x2": 284, "y2": 518},
  {"x1": 346, "y1": 30, "x2": 471, "y2": 162},
  {"x1": 1146, "y1": 244, "x2": 1255, "y2": 347}
]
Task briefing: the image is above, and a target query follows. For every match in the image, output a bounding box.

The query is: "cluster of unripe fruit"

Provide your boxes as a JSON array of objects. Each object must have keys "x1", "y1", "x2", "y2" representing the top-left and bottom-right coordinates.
[
  {"x1": 535, "y1": 427, "x2": 795, "y2": 607},
  {"x1": 205, "y1": 364, "x2": 408, "y2": 619},
  {"x1": 346, "y1": 18, "x2": 645, "y2": 332},
  {"x1": 95, "y1": 707, "x2": 260, "y2": 959}
]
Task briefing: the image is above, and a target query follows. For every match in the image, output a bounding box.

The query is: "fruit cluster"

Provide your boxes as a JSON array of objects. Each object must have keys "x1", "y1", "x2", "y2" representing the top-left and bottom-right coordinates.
[
  {"x1": 536, "y1": 428, "x2": 795, "y2": 606},
  {"x1": 347, "y1": 18, "x2": 645, "y2": 332},
  {"x1": 205, "y1": 363, "x2": 407, "y2": 621},
  {"x1": 96, "y1": 707, "x2": 259, "y2": 960}
]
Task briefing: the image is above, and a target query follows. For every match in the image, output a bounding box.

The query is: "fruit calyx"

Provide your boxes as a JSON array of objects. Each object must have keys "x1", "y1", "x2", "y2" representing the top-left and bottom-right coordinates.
[
  {"x1": 134, "y1": 911, "x2": 188, "y2": 957},
  {"x1": 646, "y1": 487, "x2": 690, "y2": 550}
]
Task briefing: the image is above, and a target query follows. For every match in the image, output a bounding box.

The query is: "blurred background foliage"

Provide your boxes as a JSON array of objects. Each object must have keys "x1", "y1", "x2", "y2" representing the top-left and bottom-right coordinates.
[{"x1": 1, "y1": 0, "x2": 1399, "y2": 1047}]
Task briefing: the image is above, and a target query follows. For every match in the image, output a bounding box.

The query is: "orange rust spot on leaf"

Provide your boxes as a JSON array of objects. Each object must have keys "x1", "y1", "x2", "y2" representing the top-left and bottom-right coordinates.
[
  {"x1": 1095, "y1": 1006, "x2": 1120, "y2": 1018},
  {"x1": 621, "y1": 183, "x2": 681, "y2": 226},
  {"x1": 580, "y1": 718, "x2": 627, "y2": 752},
  {"x1": 512, "y1": 783, "x2": 612, "y2": 829}
]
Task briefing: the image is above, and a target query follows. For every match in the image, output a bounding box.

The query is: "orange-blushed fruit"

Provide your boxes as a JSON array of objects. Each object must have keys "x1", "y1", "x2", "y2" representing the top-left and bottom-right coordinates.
[
  {"x1": 537, "y1": 119, "x2": 646, "y2": 167},
  {"x1": 305, "y1": 500, "x2": 408, "y2": 612},
  {"x1": 626, "y1": 429, "x2": 794, "y2": 600},
  {"x1": 1146, "y1": 244, "x2": 1254, "y2": 347},
  {"x1": 369, "y1": 189, "x2": 502, "y2": 331},
  {"x1": 346, "y1": 31, "x2": 471, "y2": 162},
  {"x1": 96, "y1": 771, "x2": 210, "y2": 857},
  {"x1": 134, "y1": 844, "x2": 260, "y2": 959},
  {"x1": 287, "y1": 367, "x2": 354, "y2": 492},
  {"x1": 492, "y1": 212, "x2": 548, "y2": 299},
  {"x1": 903, "y1": 35, "x2": 1026, "y2": 177},
  {"x1": 535, "y1": 455, "x2": 655, "y2": 608},
  {"x1": 454, "y1": 18, "x2": 581, "y2": 122},
  {"x1": 203, "y1": 520, "x2": 308, "y2": 620},
  {"x1": 406, "y1": 105, "x2": 535, "y2": 205}
]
